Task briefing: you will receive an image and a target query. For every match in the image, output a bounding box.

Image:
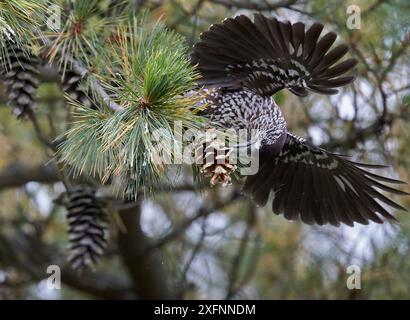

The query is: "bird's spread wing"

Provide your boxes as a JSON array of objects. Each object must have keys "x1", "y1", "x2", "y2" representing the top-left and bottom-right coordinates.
[
  {"x1": 243, "y1": 134, "x2": 408, "y2": 226},
  {"x1": 192, "y1": 13, "x2": 357, "y2": 97}
]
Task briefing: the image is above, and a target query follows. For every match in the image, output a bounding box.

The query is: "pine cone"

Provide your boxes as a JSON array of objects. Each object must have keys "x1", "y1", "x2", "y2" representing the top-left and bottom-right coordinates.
[
  {"x1": 61, "y1": 69, "x2": 96, "y2": 109},
  {"x1": 196, "y1": 133, "x2": 236, "y2": 187},
  {"x1": 65, "y1": 186, "x2": 109, "y2": 271},
  {"x1": 1, "y1": 42, "x2": 39, "y2": 118}
]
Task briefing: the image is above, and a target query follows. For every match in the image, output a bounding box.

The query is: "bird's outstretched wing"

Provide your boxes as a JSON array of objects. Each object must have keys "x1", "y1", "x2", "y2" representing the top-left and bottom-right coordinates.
[
  {"x1": 191, "y1": 13, "x2": 357, "y2": 97},
  {"x1": 243, "y1": 134, "x2": 408, "y2": 226}
]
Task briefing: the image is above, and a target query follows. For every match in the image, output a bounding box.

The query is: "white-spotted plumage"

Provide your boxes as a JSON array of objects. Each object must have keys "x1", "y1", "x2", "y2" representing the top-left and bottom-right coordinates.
[
  {"x1": 200, "y1": 89, "x2": 287, "y2": 147},
  {"x1": 192, "y1": 13, "x2": 408, "y2": 227}
]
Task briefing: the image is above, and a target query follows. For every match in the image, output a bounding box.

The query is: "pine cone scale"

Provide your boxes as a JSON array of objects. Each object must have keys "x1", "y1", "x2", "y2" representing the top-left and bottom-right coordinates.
[
  {"x1": 197, "y1": 133, "x2": 236, "y2": 187},
  {"x1": 1, "y1": 41, "x2": 40, "y2": 118},
  {"x1": 65, "y1": 186, "x2": 109, "y2": 271}
]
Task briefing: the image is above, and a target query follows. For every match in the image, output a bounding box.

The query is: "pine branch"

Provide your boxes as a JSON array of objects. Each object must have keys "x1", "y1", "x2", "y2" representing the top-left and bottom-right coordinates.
[
  {"x1": 57, "y1": 19, "x2": 204, "y2": 199},
  {"x1": 43, "y1": 1, "x2": 123, "y2": 112},
  {"x1": 0, "y1": 0, "x2": 49, "y2": 68},
  {"x1": 60, "y1": 54, "x2": 123, "y2": 112}
]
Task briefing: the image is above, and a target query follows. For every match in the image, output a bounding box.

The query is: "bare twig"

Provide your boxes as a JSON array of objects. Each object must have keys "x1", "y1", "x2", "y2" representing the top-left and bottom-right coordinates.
[
  {"x1": 147, "y1": 189, "x2": 242, "y2": 253},
  {"x1": 180, "y1": 218, "x2": 207, "y2": 286},
  {"x1": 117, "y1": 203, "x2": 175, "y2": 299}
]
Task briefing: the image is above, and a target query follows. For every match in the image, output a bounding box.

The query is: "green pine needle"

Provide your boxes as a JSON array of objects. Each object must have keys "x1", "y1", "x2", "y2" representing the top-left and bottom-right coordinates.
[
  {"x1": 58, "y1": 19, "x2": 205, "y2": 199},
  {"x1": 47, "y1": 0, "x2": 117, "y2": 73},
  {"x1": 0, "y1": 0, "x2": 50, "y2": 69},
  {"x1": 57, "y1": 98, "x2": 113, "y2": 181}
]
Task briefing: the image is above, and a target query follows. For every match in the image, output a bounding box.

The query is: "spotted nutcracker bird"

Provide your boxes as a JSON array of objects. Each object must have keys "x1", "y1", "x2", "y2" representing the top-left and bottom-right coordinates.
[{"x1": 191, "y1": 13, "x2": 408, "y2": 227}]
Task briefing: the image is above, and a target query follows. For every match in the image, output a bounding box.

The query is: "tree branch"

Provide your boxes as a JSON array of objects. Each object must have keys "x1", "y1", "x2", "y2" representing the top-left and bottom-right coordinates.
[
  {"x1": 147, "y1": 188, "x2": 242, "y2": 252},
  {"x1": 61, "y1": 55, "x2": 124, "y2": 112},
  {"x1": 225, "y1": 204, "x2": 256, "y2": 300},
  {"x1": 117, "y1": 203, "x2": 175, "y2": 299},
  {"x1": 0, "y1": 232, "x2": 134, "y2": 299},
  {"x1": 0, "y1": 162, "x2": 59, "y2": 191}
]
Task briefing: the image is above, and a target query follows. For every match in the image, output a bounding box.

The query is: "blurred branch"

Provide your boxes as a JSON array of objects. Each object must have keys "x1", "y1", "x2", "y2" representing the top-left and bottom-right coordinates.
[
  {"x1": 37, "y1": 63, "x2": 61, "y2": 83},
  {"x1": 387, "y1": 84, "x2": 410, "y2": 97},
  {"x1": 323, "y1": 33, "x2": 410, "y2": 152},
  {"x1": 225, "y1": 204, "x2": 256, "y2": 299},
  {"x1": 362, "y1": 0, "x2": 386, "y2": 17},
  {"x1": 43, "y1": 37, "x2": 123, "y2": 112},
  {"x1": 0, "y1": 231, "x2": 133, "y2": 299},
  {"x1": 179, "y1": 218, "x2": 207, "y2": 287},
  {"x1": 107, "y1": 0, "x2": 148, "y2": 15},
  {"x1": 0, "y1": 162, "x2": 197, "y2": 193},
  {"x1": 117, "y1": 203, "x2": 175, "y2": 299},
  {"x1": 26, "y1": 110, "x2": 57, "y2": 151},
  {"x1": 189, "y1": 0, "x2": 205, "y2": 46},
  {"x1": 147, "y1": 188, "x2": 242, "y2": 252},
  {"x1": 208, "y1": 0, "x2": 298, "y2": 11},
  {"x1": 323, "y1": 116, "x2": 393, "y2": 150},
  {"x1": 0, "y1": 162, "x2": 59, "y2": 191},
  {"x1": 60, "y1": 267, "x2": 134, "y2": 299}
]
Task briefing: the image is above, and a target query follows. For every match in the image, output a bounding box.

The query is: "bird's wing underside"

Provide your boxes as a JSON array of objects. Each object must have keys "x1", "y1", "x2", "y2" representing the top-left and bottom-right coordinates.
[
  {"x1": 191, "y1": 13, "x2": 358, "y2": 97},
  {"x1": 242, "y1": 133, "x2": 408, "y2": 226}
]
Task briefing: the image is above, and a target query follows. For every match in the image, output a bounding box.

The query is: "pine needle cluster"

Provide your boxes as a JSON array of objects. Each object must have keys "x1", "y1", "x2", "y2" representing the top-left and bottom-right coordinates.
[
  {"x1": 58, "y1": 19, "x2": 204, "y2": 199},
  {"x1": 47, "y1": 1, "x2": 113, "y2": 72},
  {"x1": 0, "y1": 0, "x2": 49, "y2": 69}
]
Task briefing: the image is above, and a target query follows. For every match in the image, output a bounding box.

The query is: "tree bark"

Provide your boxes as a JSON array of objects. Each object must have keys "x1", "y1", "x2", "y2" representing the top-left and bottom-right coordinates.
[
  {"x1": 0, "y1": 162, "x2": 58, "y2": 191},
  {"x1": 117, "y1": 203, "x2": 175, "y2": 299}
]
